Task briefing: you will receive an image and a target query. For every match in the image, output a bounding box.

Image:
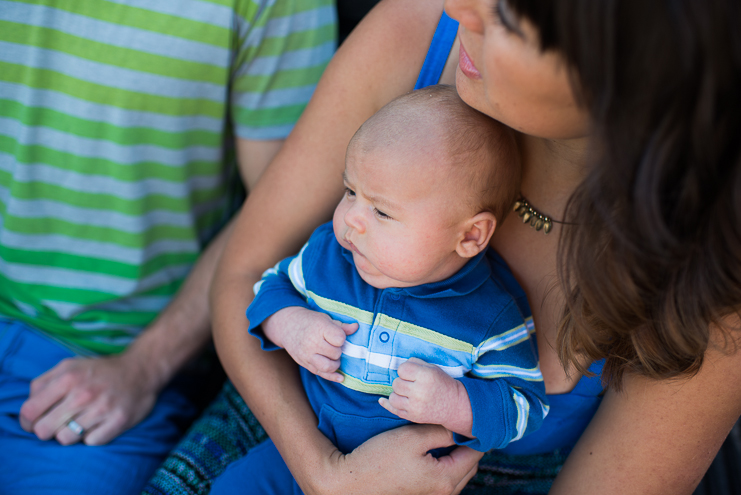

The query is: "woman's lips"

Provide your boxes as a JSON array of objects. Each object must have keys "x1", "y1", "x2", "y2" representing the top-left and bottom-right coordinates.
[{"x1": 458, "y1": 42, "x2": 481, "y2": 80}]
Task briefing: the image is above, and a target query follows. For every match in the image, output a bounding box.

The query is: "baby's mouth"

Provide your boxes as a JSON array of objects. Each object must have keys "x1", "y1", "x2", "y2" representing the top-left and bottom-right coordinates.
[{"x1": 345, "y1": 238, "x2": 362, "y2": 257}]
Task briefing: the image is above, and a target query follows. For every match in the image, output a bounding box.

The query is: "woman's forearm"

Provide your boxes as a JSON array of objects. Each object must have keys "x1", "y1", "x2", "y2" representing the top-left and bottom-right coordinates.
[
  {"x1": 210, "y1": 132, "x2": 345, "y2": 484},
  {"x1": 210, "y1": 266, "x2": 338, "y2": 491}
]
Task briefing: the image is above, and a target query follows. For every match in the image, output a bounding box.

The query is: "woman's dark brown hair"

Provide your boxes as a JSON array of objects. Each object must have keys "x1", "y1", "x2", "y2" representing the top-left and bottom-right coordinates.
[{"x1": 508, "y1": 0, "x2": 741, "y2": 387}]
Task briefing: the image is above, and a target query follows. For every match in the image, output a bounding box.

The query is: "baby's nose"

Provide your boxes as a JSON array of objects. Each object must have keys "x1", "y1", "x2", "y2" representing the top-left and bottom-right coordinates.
[{"x1": 344, "y1": 205, "x2": 365, "y2": 233}]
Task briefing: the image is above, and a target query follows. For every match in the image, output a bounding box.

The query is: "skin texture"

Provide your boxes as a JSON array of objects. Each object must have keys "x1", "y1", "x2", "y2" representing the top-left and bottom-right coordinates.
[
  {"x1": 211, "y1": 0, "x2": 741, "y2": 493},
  {"x1": 19, "y1": 138, "x2": 282, "y2": 446}
]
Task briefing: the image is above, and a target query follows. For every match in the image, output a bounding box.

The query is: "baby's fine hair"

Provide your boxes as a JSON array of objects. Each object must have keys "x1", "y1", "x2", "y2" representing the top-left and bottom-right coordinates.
[{"x1": 350, "y1": 84, "x2": 521, "y2": 223}]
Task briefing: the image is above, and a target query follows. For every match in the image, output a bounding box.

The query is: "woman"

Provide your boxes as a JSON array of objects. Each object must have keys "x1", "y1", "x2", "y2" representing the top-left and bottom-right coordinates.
[{"x1": 150, "y1": 0, "x2": 741, "y2": 493}]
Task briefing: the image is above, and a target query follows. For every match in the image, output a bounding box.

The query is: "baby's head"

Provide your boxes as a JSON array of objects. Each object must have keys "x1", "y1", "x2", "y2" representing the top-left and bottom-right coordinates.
[{"x1": 333, "y1": 85, "x2": 521, "y2": 289}]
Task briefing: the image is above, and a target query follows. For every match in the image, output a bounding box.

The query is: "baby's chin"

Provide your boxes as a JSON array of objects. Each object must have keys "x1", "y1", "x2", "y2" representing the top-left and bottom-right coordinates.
[
  {"x1": 356, "y1": 271, "x2": 399, "y2": 290},
  {"x1": 356, "y1": 257, "x2": 468, "y2": 289},
  {"x1": 346, "y1": 244, "x2": 452, "y2": 289},
  {"x1": 352, "y1": 257, "x2": 394, "y2": 289},
  {"x1": 353, "y1": 258, "x2": 433, "y2": 290},
  {"x1": 350, "y1": 255, "x2": 405, "y2": 289}
]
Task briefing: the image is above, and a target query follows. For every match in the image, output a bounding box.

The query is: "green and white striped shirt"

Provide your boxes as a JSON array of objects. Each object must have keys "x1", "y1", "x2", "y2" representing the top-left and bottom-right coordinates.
[{"x1": 0, "y1": 0, "x2": 336, "y2": 354}]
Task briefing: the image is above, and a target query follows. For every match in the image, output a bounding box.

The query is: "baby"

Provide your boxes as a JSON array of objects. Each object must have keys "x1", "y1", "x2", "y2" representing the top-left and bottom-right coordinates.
[{"x1": 212, "y1": 85, "x2": 547, "y2": 495}]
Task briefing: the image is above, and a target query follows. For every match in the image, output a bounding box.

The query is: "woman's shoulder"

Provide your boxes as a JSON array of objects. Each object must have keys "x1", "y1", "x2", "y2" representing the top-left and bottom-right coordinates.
[
  {"x1": 351, "y1": 0, "x2": 445, "y2": 45},
  {"x1": 330, "y1": 0, "x2": 446, "y2": 108}
]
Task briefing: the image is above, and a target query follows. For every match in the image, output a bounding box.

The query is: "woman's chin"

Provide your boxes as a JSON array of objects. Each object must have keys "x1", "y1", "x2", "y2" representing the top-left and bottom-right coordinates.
[
  {"x1": 455, "y1": 69, "x2": 498, "y2": 122},
  {"x1": 455, "y1": 68, "x2": 479, "y2": 105}
]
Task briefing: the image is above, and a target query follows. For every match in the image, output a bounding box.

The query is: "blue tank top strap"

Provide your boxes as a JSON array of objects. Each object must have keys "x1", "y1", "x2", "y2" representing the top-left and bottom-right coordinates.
[{"x1": 414, "y1": 11, "x2": 459, "y2": 90}]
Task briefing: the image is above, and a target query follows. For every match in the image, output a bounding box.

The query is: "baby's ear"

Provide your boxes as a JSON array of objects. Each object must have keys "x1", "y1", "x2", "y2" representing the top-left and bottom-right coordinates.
[{"x1": 456, "y1": 212, "x2": 497, "y2": 259}]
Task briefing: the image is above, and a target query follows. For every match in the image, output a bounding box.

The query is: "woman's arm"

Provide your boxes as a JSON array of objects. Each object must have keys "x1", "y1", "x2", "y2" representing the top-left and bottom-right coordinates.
[
  {"x1": 210, "y1": 1, "x2": 481, "y2": 493},
  {"x1": 551, "y1": 321, "x2": 741, "y2": 494}
]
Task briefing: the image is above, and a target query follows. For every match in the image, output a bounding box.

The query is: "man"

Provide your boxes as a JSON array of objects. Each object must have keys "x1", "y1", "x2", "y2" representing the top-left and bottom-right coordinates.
[{"x1": 0, "y1": 0, "x2": 335, "y2": 493}]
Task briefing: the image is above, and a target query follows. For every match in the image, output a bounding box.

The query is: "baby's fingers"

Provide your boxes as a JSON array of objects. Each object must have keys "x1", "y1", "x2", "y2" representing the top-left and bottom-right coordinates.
[
  {"x1": 378, "y1": 395, "x2": 409, "y2": 419},
  {"x1": 316, "y1": 370, "x2": 344, "y2": 383},
  {"x1": 324, "y1": 322, "x2": 349, "y2": 347},
  {"x1": 391, "y1": 375, "x2": 414, "y2": 398},
  {"x1": 397, "y1": 358, "x2": 426, "y2": 380},
  {"x1": 308, "y1": 354, "x2": 340, "y2": 375},
  {"x1": 318, "y1": 340, "x2": 343, "y2": 361},
  {"x1": 341, "y1": 322, "x2": 359, "y2": 336}
]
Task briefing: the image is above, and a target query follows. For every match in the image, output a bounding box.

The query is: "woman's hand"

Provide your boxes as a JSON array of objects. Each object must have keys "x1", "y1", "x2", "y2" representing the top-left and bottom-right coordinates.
[{"x1": 301, "y1": 424, "x2": 482, "y2": 495}]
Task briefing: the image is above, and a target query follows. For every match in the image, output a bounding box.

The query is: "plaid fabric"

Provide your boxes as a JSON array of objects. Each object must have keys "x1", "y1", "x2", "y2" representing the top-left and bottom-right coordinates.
[
  {"x1": 142, "y1": 381, "x2": 567, "y2": 495},
  {"x1": 465, "y1": 450, "x2": 568, "y2": 494}
]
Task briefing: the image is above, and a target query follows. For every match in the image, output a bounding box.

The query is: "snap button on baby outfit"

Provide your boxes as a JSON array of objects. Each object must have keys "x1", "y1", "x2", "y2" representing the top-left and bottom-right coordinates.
[{"x1": 379, "y1": 331, "x2": 390, "y2": 343}]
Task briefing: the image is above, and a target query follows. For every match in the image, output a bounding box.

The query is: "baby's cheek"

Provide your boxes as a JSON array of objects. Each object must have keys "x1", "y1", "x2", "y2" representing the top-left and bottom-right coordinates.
[
  {"x1": 332, "y1": 204, "x2": 347, "y2": 238},
  {"x1": 377, "y1": 246, "x2": 423, "y2": 280}
]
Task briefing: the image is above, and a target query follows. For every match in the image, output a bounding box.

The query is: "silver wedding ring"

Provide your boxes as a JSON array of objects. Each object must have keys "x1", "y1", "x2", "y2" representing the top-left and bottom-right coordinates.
[{"x1": 66, "y1": 419, "x2": 84, "y2": 436}]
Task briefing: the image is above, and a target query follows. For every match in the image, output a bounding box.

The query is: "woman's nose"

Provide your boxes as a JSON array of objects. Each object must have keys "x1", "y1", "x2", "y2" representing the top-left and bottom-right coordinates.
[{"x1": 444, "y1": 0, "x2": 485, "y2": 34}]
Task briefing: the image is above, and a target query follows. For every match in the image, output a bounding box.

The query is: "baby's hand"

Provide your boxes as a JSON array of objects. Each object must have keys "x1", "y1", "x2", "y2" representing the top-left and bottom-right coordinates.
[
  {"x1": 262, "y1": 307, "x2": 358, "y2": 382},
  {"x1": 379, "y1": 357, "x2": 473, "y2": 437}
]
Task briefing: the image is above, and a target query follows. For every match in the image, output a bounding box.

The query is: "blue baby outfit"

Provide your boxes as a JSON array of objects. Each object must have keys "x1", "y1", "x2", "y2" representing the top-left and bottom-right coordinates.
[
  {"x1": 248, "y1": 222, "x2": 548, "y2": 454},
  {"x1": 214, "y1": 222, "x2": 549, "y2": 495}
]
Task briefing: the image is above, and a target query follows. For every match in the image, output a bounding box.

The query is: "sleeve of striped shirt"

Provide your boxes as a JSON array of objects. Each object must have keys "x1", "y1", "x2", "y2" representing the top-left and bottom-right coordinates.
[
  {"x1": 230, "y1": 0, "x2": 337, "y2": 140},
  {"x1": 453, "y1": 302, "x2": 549, "y2": 452},
  {"x1": 246, "y1": 241, "x2": 313, "y2": 350}
]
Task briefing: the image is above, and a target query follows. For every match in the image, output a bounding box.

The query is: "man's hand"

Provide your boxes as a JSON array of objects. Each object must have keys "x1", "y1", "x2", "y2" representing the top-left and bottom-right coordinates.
[
  {"x1": 379, "y1": 357, "x2": 474, "y2": 437},
  {"x1": 262, "y1": 307, "x2": 358, "y2": 382},
  {"x1": 19, "y1": 352, "x2": 161, "y2": 446}
]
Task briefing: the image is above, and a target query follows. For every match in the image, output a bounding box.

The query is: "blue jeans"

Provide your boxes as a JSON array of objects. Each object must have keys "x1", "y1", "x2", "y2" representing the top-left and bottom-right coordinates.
[
  {"x1": 0, "y1": 319, "x2": 198, "y2": 495},
  {"x1": 211, "y1": 438, "x2": 304, "y2": 495}
]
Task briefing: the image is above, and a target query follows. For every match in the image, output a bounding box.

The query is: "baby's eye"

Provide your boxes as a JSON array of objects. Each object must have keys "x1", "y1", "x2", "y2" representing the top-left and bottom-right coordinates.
[
  {"x1": 344, "y1": 187, "x2": 356, "y2": 198},
  {"x1": 374, "y1": 208, "x2": 391, "y2": 220}
]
